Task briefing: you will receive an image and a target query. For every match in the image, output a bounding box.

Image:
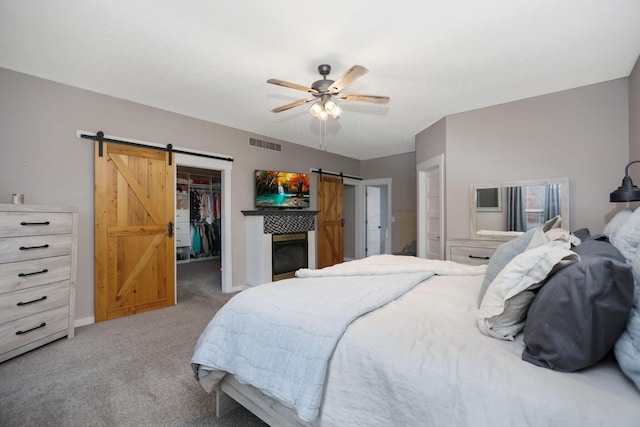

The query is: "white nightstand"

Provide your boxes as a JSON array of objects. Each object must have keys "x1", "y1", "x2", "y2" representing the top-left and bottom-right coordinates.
[{"x1": 446, "y1": 239, "x2": 502, "y2": 266}]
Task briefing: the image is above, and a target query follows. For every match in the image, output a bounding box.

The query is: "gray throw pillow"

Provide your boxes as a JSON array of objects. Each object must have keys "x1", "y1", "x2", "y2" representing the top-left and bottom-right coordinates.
[
  {"x1": 522, "y1": 238, "x2": 634, "y2": 372},
  {"x1": 478, "y1": 228, "x2": 538, "y2": 307},
  {"x1": 542, "y1": 215, "x2": 561, "y2": 232}
]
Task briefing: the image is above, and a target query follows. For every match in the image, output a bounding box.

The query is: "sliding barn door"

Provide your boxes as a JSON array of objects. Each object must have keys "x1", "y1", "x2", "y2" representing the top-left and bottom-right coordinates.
[
  {"x1": 94, "y1": 142, "x2": 175, "y2": 322},
  {"x1": 317, "y1": 175, "x2": 344, "y2": 268}
]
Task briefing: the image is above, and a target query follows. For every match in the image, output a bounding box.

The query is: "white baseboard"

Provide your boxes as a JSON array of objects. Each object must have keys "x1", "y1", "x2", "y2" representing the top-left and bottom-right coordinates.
[{"x1": 75, "y1": 316, "x2": 95, "y2": 328}]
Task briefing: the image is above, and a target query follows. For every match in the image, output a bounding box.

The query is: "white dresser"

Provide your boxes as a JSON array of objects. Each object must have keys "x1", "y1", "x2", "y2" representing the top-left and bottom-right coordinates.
[
  {"x1": 0, "y1": 204, "x2": 78, "y2": 363},
  {"x1": 446, "y1": 239, "x2": 502, "y2": 266}
]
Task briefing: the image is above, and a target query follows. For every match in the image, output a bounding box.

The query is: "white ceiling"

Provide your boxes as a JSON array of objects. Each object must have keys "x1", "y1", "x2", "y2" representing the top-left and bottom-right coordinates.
[{"x1": 1, "y1": 1, "x2": 639, "y2": 160}]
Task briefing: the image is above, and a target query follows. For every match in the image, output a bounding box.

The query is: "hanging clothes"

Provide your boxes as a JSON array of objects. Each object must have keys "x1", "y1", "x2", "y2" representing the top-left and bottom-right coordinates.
[{"x1": 187, "y1": 186, "x2": 222, "y2": 259}]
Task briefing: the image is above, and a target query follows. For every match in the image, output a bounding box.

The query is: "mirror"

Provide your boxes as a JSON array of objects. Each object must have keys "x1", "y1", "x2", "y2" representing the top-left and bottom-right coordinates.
[{"x1": 470, "y1": 177, "x2": 570, "y2": 241}]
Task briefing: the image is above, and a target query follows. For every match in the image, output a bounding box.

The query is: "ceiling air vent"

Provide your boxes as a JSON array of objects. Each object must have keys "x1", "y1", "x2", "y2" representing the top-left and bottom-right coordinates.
[{"x1": 249, "y1": 137, "x2": 281, "y2": 152}]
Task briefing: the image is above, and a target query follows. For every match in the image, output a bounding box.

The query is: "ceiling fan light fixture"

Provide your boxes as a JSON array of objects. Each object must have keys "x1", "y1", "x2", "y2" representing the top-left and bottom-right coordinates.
[
  {"x1": 309, "y1": 101, "x2": 323, "y2": 117},
  {"x1": 324, "y1": 99, "x2": 337, "y2": 111},
  {"x1": 328, "y1": 104, "x2": 341, "y2": 118},
  {"x1": 268, "y1": 64, "x2": 389, "y2": 118}
]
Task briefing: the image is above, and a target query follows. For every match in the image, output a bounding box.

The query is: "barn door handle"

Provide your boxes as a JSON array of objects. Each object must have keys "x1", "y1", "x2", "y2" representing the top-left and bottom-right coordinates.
[
  {"x1": 167, "y1": 221, "x2": 174, "y2": 238},
  {"x1": 341, "y1": 218, "x2": 345, "y2": 227}
]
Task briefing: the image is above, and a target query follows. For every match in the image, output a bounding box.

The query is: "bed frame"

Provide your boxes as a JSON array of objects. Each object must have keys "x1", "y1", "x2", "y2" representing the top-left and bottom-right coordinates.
[{"x1": 216, "y1": 375, "x2": 310, "y2": 427}]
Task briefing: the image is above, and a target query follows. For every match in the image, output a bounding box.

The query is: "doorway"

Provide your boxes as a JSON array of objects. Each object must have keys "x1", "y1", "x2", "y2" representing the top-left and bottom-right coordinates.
[
  {"x1": 174, "y1": 152, "x2": 233, "y2": 296},
  {"x1": 175, "y1": 166, "x2": 222, "y2": 300},
  {"x1": 417, "y1": 155, "x2": 444, "y2": 259},
  {"x1": 362, "y1": 178, "x2": 392, "y2": 257}
]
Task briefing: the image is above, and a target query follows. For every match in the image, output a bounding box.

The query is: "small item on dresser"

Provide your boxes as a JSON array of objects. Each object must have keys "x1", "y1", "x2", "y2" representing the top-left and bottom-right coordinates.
[{"x1": 11, "y1": 194, "x2": 24, "y2": 204}]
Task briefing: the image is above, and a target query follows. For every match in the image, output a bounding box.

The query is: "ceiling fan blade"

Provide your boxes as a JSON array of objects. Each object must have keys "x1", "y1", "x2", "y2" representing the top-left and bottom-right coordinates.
[
  {"x1": 271, "y1": 98, "x2": 315, "y2": 113},
  {"x1": 330, "y1": 65, "x2": 368, "y2": 93},
  {"x1": 267, "y1": 79, "x2": 319, "y2": 95},
  {"x1": 337, "y1": 94, "x2": 390, "y2": 104}
]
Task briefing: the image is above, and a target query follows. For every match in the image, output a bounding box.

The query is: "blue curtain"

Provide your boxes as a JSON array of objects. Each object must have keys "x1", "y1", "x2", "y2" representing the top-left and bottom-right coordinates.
[
  {"x1": 544, "y1": 184, "x2": 561, "y2": 221},
  {"x1": 507, "y1": 186, "x2": 526, "y2": 232}
]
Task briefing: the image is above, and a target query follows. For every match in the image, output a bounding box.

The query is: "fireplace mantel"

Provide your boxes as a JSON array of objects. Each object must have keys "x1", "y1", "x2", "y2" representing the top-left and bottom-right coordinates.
[
  {"x1": 241, "y1": 210, "x2": 318, "y2": 216},
  {"x1": 243, "y1": 211, "x2": 317, "y2": 287}
]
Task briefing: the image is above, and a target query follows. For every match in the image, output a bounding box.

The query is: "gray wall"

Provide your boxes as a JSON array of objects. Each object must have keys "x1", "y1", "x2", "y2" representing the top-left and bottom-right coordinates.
[
  {"x1": 416, "y1": 78, "x2": 630, "y2": 241},
  {"x1": 0, "y1": 68, "x2": 361, "y2": 322},
  {"x1": 415, "y1": 117, "x2": 446, "y2": 165},
  {"x1": 361, "y1": 151, "x2": 417, "y2": 252}
]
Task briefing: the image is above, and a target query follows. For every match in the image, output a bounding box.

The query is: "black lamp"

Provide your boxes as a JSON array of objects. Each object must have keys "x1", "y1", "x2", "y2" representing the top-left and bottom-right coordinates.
[{"x1": 610, "y1": 160, "x2": 640, "y2": 202}]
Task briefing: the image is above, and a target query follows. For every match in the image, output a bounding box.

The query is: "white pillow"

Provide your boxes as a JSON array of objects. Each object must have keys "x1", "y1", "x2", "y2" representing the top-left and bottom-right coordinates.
[
  {"x1": 614, "y1": 234, "x2": 640, "y2": 391},
  {"x1": 606, "y1": 208, "x2": 633, "y2": 243},
  {"x1": 477, "y1": 241, "x2": 578, "y2": 341},
  {"x1": 612, "y1": 208, "x2": 640, "y2": 261}
]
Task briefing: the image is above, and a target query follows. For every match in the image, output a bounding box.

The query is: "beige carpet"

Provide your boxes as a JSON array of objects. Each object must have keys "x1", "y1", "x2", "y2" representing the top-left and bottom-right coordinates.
[{"x1": 0, "y1": 262, "x2": 267, "y2": 427}]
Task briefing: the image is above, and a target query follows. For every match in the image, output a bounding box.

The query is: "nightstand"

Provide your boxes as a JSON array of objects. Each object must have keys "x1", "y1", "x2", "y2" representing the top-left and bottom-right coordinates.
[{"x1": 446, "y1": 239, "x2": 502, "y2": 266}]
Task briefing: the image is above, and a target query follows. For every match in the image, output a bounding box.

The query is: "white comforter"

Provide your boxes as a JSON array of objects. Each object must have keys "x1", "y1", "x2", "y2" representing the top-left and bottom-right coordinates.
[
  {"x1": 191, "y1": 256, "x2": 485, "y2": 422},
  {"x1": 314, "y1": 274, "x2": 640, "y2": 427}
]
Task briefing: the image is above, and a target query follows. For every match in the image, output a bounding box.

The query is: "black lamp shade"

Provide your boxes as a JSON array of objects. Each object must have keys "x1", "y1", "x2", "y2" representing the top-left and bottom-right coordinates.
[{"x1": 610, "y1": 175, "x2": 640, "y2": 202}]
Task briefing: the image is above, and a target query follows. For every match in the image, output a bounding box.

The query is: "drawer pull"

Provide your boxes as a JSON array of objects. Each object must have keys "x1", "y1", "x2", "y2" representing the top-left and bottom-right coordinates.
[
  {"x1": 16, "y1": 322, "x2": 47, "y2": 335},
  {"x1": 17, "y1": 296, "x2": 48, "y2": 306},
  {"x1": 18, "y1": 268, "x2": 49, "y2": 277},
  {"x1": 19, "y1": 244, "x2": 50, "y2": 250},
  {"x1": 468, "y1": 255, "x2": 491, "y2": 260},
  {"x1": 20, "y1": 221, "x2": 51, "y2": 226}
]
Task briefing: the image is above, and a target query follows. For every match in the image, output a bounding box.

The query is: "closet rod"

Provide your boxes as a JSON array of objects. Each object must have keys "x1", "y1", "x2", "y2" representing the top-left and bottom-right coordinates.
[
  {"x1": 310, "y1": 168, "x2": 362, "y2": 180},
  {"x1": 80, "y1": 131, "x2": 234, "y2": 163}
]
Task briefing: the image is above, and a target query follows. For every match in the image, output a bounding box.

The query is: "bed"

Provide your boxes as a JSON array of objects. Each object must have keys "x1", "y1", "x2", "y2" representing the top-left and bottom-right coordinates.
[{"x1": 191, "y1": 222, "x2": 640, "y2": 427}]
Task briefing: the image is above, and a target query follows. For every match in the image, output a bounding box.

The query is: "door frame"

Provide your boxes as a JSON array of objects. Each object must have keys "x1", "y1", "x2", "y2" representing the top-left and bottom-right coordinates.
[
  {"x1": 359, "y1": 178, "x2": 392, "y2": 256},
  {"x1": 343, "y1": 177, "x2": 364, "y2": 259},
  {"x1": 174, "y1": 152, "x2": 233, "y2": 294},
  {"x1": 417, "y1": 154, "x2": 445, "y2": 259}
]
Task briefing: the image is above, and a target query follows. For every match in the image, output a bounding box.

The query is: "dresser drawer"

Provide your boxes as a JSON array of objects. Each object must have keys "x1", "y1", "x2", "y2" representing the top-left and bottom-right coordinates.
[
  {"x1": 0, "y1": 255, "x2": 71, "y2": 294},
  {"x1": 175, "y1": 222, "x2": 190, "y2": 234},
  {"x1": 0, "y1": 212, "x2": 73, "y2": 237},
  {"x1": 175, "y1": 209, "x2": 189, "y2": 222},
  {"x1": 0, "y1": 281, "x2": 70, "y2": 324},
  {"x1": 0, "y1": 234, "x2": 72, "y2": 263},
  {"x1": 0, "y1": 305, "x2": 69, "y2": 357},
  {"x1": 449, "y1": 245, "x2": 496, "y2": 266},
  {"x1": 175, "y1": 233, "x2": 191, "y2": 247}
]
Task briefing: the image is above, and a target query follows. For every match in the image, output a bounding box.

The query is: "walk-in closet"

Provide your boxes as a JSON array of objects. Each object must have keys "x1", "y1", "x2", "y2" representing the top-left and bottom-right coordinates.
[{"x1": 176, "y1": 166, "x2": 222, "y2": 295}]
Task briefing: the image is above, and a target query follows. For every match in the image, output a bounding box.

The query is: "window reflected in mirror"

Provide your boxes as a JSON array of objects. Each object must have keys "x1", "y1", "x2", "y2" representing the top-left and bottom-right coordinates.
[{"x1": 471, "y1": 178, "x2": 569, "y2": 240}]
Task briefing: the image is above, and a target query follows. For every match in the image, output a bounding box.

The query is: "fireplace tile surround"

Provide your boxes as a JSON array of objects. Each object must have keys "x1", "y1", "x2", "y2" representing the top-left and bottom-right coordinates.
[{"x1": 242, "y1": 210, "x2": 318, "y2": 287}]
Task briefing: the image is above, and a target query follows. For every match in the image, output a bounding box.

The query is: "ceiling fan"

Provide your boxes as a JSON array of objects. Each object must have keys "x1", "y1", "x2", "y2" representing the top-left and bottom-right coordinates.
[{"x1": 267, "y1": 64, "x2": 390, "y2": 120}]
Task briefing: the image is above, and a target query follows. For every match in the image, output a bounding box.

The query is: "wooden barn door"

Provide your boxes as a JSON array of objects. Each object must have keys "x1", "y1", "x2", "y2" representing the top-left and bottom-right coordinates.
[
  {"x1": 94, "y1": 142, "x2": 175, "y2": 322},
  {"x1": 317, "y1": 175, "x2": 344, "y2": 268}
]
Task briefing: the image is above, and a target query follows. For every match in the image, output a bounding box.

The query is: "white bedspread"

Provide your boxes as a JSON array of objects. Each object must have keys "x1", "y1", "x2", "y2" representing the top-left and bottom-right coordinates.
[
  {"x1": 296, "y1": 254, "x2": 487, "y2": 277},
  {"x1": 192, "y1": 256, "x2": 473, "y2": 422},
  {"x1": 313, "y1": 274, "x2": 640, "y2": 427}
]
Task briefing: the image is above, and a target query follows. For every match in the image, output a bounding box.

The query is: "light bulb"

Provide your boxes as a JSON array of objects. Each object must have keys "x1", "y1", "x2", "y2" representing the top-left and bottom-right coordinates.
[
  {"x1": 324, "y1": 99, "x2": 336, "y2": 111},
  {"x1": 309, "y1": 102, "x2": 322, "y2": 117},
  {"x1": 318, "y1": 109, "x2": 328, "y2": 120},
  {"x1": 329, "y1": 105, "x2": 342, "y2": 118}
]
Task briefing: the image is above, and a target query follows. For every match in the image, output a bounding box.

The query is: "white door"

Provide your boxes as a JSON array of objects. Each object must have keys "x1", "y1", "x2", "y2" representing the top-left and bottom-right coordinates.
[
  {"x1": 366, "y1": 186, "x2": 382, "y2": 256},
  {"x1": 417, "y1": 155, "x2": 444, "y2": 259}
]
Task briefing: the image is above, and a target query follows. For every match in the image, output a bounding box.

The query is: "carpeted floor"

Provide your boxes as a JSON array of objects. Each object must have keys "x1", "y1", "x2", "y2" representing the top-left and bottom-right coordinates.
[{"x1": 0, "y1": 260, "x2": 267, "y2": 427}]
